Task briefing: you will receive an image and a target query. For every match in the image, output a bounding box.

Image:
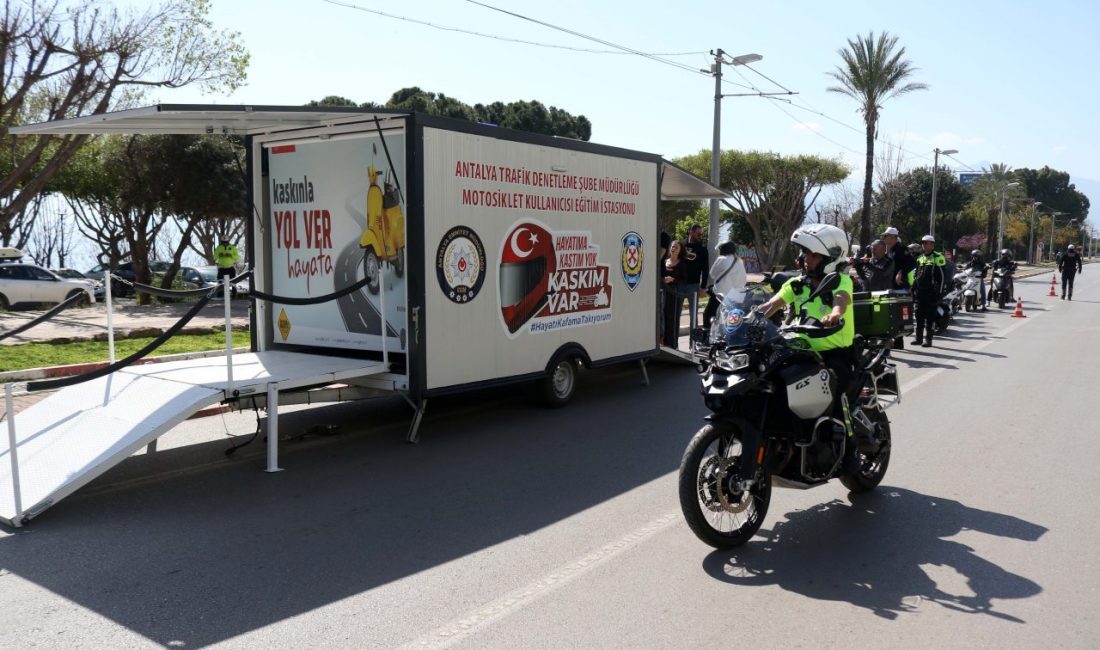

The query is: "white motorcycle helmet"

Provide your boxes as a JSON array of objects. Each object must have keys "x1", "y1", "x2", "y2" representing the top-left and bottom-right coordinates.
[{"x1": 790, "y1": 224, "x2": 849, "y2": 276}]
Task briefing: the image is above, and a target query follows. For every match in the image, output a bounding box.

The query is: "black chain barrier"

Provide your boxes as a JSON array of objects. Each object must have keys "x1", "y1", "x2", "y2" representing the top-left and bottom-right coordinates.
[
  {"x1": 27, "y1": 291, "x2": 217, "y2": 393},
  {"x1": 249, "y1": 274, "x2": 372, "y2": 305},
  {"x1": 0, "y1": 291, "x2": 89, "y2": 342},
  {"x1": 122, "y1": 270, "x2": 252, "y2": 299}
]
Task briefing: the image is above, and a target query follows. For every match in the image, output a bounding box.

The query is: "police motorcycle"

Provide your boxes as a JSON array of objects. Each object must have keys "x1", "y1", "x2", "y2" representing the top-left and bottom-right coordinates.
[
  {"x1": 679, "y1": 273, "x2": 898, "y2": 549},
  {"x1": 957, "y1": 268, "x2": 984, "y2": 312},
  {"x1": 933, "y1": 281, "x2": 959, "y2": 333}
]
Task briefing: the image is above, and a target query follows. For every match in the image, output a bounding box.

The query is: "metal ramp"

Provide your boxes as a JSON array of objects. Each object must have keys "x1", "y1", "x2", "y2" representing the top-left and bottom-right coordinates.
[{"x1": 0, "y1": 351, "x2": 388, "y2": 526}]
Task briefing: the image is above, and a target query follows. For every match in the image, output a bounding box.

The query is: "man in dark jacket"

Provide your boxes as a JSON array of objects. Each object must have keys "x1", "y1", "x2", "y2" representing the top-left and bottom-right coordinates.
[
  {"x1": 1058, "y1": 244, "x2": 1083, "y2": 300},
  {"x1": 854, "y1": 239, "x2": 896, "y2": 292},
  {"x1": 680, "y1": 223, "x2": 710, "y2": 332},
  {"x1": 882, "y1": 226, "x2": 916, "y2": 290},
  {"x1": 967, "y1": 249, "x2": 989, "y2": 311}
]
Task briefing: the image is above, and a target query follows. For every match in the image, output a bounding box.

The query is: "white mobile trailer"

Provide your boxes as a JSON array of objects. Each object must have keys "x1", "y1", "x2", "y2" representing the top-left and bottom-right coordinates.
[{"x1": 11, "y1": 105, "x2": 726, "y2": 439}]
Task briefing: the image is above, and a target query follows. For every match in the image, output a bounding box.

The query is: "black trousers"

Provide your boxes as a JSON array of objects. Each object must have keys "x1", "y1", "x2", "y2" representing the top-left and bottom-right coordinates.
[
  {"x1": 1062, "y1": 272, "x2": 1077, "y2": 296},
  {"x1": 820, "y1": 347, "x2": 858, "y2": 404},
  {"x1": 661, "y1": 287, "x2": 683, "y2": 348},
  {"x1": 914, "y1": 297, "x2": 937, "y2": 333},
  {"x1": 702, "y1": 287, "x2": 720, "y2": 330}
]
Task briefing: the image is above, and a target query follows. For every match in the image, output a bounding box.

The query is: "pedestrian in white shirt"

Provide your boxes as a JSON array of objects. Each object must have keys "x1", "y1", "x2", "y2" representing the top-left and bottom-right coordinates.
[{"x1": 699, "y1": 241, "x2": 747, "y2": 335}]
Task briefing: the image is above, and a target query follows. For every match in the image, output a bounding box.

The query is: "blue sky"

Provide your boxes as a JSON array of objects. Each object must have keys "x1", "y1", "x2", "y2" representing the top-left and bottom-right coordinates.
[{"x1": 153, "y1": 0, "x2": 1100, "y2": 228}]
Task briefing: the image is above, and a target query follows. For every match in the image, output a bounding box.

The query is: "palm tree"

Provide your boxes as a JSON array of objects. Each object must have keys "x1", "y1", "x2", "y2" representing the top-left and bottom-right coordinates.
[{"x1": 827, "y1": 32, "x2": 928, "y2": 247}]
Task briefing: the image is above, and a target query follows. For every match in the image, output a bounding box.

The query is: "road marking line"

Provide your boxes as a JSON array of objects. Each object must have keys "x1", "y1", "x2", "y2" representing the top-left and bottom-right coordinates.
[
  {"x1": 899, "y1": 306, "x2": 1045, "y2": 395},
  {"x1": 403, "y1": 512, "x2": 681, "y2": 650}
]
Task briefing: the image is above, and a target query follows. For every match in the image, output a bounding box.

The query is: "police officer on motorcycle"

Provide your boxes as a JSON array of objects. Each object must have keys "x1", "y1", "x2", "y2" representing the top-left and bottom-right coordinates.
[
  {"x1": 968, "y1": 249, "x2": 988, "y2": 311},
  {"x1": 990, "y1": 249, "x2": 1017, "y2": 303},
  {"x1": 912, "y1": 235, "x2": 946, "y2": 348},
  {"x1": 754, "y1": 223, "x2": 861, "y2": 474}
]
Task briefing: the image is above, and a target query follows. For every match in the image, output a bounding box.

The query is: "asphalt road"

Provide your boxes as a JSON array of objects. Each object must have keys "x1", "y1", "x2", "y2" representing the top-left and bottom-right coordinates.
[{"x1": 0, "y1": 272, "x2": 1097, "y2": 648}]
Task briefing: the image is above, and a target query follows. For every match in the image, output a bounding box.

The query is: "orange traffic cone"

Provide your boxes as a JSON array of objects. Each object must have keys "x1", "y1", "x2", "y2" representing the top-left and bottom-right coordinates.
[
  {"x1": 1048, "y1": 274, "x2": 1057, "y2": 297},
  {"x1": 1011, "y1": 296, "x2": 1027, "y2": 318}
]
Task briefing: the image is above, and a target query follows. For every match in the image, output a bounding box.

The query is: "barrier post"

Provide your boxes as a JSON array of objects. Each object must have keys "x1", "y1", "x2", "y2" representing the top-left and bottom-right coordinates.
[
  {"x1": 4, "y1": 383, "x2": 24, "y2": 526},
  {"x1": 265, "y1": 382, "x2": 283, "y2": 473},
  {"x1": 223, "y1": 275, "x2": 234, "y2": 395},
  {"x1": 105, "y1": 272, "x2": 116, "y2": 364}
]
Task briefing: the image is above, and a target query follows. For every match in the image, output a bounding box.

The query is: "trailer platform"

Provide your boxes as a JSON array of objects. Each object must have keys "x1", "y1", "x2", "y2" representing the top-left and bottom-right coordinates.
[{"x1": 1, "y1": 351, "x2": 388, "y2": 526}]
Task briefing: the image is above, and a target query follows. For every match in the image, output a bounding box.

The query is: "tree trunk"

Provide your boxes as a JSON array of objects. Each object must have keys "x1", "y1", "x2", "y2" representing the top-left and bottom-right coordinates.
[{"x1": 860, "y1": 117, "x2": 876, "y2": 248}]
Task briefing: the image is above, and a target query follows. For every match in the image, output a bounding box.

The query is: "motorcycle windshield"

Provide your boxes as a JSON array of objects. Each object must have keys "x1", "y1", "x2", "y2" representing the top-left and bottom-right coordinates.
[{"x1": 711, "y1": 289, "x2": 778, "y2": 348}]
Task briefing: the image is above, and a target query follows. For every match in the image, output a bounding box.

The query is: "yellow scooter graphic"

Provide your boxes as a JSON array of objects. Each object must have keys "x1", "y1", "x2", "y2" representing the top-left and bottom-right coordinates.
[{"x1": 359, "y1": 165, "x2": 406, "y2": 294}]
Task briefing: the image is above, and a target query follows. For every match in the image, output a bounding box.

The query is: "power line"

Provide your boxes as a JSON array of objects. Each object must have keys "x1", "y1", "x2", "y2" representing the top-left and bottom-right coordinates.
[
  {"x1": 463, "y1": 0, "x2": 754, "y2": 87},
  {"x1": 321, "y1": 0, "x2": 706, "y2": 56}
]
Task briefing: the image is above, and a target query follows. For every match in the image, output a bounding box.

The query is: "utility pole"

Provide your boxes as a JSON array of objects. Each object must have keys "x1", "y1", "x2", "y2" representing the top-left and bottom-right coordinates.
[
  {"x1": 1028, "y1": 202, "x2": 1040, "y2": 264},
  {"x1": 704, "y1": 50, "x2": 772, "y2": 249},
  {"x1": 708, "y1": 49, "x2": 724, "y2": 251}
]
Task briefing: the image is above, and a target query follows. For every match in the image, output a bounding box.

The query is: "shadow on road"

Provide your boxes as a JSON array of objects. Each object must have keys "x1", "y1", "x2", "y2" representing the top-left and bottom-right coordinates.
[
  {"x1": 702, "y1": 487, "x2": 1046, "y2": 622},
  {"x1": 0, "y1": 362, "x2": 701, "y2": 646}
]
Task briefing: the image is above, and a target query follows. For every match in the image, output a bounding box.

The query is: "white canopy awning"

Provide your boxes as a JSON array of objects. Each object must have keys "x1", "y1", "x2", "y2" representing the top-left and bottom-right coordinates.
[
  {"x1": 659, "y1": 160, "x2": 728, "y2": 200},
  {"x1": 8, "y1": 104, "x2": 407, "y2": 136},
  {"x1": 11, "y1": 104, "x2": 728, "y2": 201}
]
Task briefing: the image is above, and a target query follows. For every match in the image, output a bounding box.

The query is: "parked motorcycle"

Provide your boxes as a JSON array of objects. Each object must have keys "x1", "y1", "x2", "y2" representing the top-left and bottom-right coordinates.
[
  {"x1": 679, "y1": 275, "x2": 898, "y2": 548},
  {"x1": 989, "y1": 267, "x2": 1014, "y2": 310},
  {"x1": 933, "y1": 283, "x2": 959, "y2": 333}
]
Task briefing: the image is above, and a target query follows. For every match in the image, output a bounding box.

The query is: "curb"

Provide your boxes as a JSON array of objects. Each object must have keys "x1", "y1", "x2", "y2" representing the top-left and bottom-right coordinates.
[{"x1": 0, "y1": 347, "x2": 250, "y2": 383}]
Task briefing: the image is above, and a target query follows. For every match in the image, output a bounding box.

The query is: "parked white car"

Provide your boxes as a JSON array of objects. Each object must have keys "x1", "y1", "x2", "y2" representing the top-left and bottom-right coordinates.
[{"x1": 0, "y1": 263, "x2": 97, "y2": 310}]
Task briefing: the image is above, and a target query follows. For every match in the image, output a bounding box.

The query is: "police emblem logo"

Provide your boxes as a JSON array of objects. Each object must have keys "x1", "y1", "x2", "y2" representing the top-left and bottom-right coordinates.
[
  {"x1": 436, "y1": 225, "x2": 486, "y2": 304},
  {"x1": 724, "y1": 308, "x2": 744, "y2": 331},
  {"x1": 620, "y1": 231, "x2": 644, "y2": 291}
]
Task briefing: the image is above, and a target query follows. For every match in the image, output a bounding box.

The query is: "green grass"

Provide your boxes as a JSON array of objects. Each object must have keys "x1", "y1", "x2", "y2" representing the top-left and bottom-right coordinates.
[{"x1": 1, "y1": 331, "x2": 251, "y2": 372}]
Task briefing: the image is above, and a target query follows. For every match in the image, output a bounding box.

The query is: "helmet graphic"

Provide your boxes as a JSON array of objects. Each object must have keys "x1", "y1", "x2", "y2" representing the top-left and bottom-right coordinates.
[
  {"x1": 500, "y1": 222, "x2": 556, "y2": 333},
  {"x1": 789, "y1": 224, "x2": 849, "y2": 276}
]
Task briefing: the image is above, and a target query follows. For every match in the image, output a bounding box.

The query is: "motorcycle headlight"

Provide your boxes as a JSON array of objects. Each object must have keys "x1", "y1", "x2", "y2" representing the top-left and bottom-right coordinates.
[{"x1": 713, "y1": 352, "x2": 750, "y2": 373}]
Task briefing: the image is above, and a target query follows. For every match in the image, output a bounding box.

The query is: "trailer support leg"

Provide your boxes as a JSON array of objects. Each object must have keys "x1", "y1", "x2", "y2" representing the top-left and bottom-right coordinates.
[
  {"x1": 406, "y1": 398, "x2": 428, "y2": 444},
  {"x1": 4, "y1": 383, "x2": 23, "y2": 527},
  {"x1": 639, "y1": 359, "x2": 650, "y2": 386},
  {"x1": 146, "y1": 439, "x2": 157, "y2": 455},
  {"x1": 265, "y1": 383, "x2": 283, "y2": 473}
]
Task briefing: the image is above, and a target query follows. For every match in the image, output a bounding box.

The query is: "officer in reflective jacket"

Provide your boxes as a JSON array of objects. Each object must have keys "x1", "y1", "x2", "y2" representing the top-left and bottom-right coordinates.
[
  {"x1": 912, "y1": 235, "x2": 946, "y2": 348},
  {"x1": 213, "y1": 238, "x2": 240, "y2": 295},
  {"x1": 754, "y1": 223, "x2": 861, "y2": 475}
]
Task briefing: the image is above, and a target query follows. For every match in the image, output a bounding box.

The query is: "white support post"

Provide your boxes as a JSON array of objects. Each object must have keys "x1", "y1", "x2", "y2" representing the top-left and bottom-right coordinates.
[
  {"x1": 380, "y1": 265, "x2": 389, "y2": 369},
  {"x1": 5, "y1": 383, "x2": 24, "y2": 526},
  {"x1": 105, "y1": 273, "x2": 116, "y2": 364},
  {"x1": 265, "y1": 382, "x2": 283, "y2": 473},
  {"x1": 223, "y1": 275, "x2": 234, "y2": 395}
]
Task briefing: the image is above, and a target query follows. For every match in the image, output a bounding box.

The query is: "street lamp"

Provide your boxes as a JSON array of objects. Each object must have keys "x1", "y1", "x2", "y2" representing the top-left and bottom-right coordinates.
[
  {"x1": 1047, "y1": 212, "x2": 1077, "y2": 262},
  {"x1": 706, "y1": 51, "x2": 763, "y2": 248},
  {"x1": 1027, "y1": 201, "x2": 1041, "y2": 264},
  {"x1": 996, "y1": 181, "x2": 1019, "y2": 255},
  {"x1": 929, "y1": 147, "x2": 958, "y2": 238}
]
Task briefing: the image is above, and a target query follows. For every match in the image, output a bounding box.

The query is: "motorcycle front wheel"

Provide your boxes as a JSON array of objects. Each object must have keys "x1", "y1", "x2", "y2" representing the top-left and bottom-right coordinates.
[{"x1": 678, "y1": 423, "x2": 771, "y2": 549}]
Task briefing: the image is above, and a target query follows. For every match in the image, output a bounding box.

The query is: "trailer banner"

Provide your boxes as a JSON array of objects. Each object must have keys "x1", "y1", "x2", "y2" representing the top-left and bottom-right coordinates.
[
  {"x1": 499, "y1": 219, "x2": 613, "y2": 337},
  {"x1": 265, "y1": 132, "x2": 407, "y2": 352}
]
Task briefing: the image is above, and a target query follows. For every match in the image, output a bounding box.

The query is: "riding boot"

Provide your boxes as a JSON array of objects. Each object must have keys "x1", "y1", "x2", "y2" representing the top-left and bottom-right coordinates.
[
  {"x1": 842, "y1": 436, "x2": 861, "y2": 475},
  {"x1": 922, "y1": 328, "x2": 933, "y2": 347},
  {"x1": 913, "y1": 324, "x2": 924, "y2": 345}
]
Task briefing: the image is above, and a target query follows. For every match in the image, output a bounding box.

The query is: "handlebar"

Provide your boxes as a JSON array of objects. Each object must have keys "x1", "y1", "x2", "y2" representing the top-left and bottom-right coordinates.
[{"x1": 783, "y1": 317, "x2": 844, "y2": 338}]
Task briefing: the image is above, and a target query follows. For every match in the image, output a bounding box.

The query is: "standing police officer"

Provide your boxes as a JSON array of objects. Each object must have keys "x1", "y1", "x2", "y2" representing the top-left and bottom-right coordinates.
[
  {"x1": 912, "y1": 235, "x2": 946, "y2": 348},
  {"x1": 1059, "y1": 244, "x2": 1083, "y2": 300},
  {"x1": 213, "y1": 237, "x2": 240, "y2": 295}
]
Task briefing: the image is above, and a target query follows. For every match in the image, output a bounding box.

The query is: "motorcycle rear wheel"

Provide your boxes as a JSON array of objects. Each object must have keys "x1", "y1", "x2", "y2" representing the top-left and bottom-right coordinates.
[
  {"x1": 840, "y1": 410, "x2": 891, "y2": 493},
  {"x1": 678, "y1": 423, "x2": 771, "y2": 549}
]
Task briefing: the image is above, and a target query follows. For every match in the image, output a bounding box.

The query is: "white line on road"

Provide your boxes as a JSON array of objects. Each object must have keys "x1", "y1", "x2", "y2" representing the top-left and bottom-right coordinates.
[{"x1": 403, "y1": 512, "x2": 681, "y2": 650}]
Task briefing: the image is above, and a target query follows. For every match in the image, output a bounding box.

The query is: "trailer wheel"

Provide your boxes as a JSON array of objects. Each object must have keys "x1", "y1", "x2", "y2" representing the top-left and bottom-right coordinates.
[
  {"x1": 541, "y1": 356, "x2": 580, "y2": 408},
  {"x1": 363, "y1": 249, "x2": 381, "y2": 294}
]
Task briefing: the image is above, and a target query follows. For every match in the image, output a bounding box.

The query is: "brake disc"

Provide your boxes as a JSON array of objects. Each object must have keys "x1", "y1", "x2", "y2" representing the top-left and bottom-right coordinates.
[{"x1": 699, "y1": 455, "x2": 752, "y2": 514}]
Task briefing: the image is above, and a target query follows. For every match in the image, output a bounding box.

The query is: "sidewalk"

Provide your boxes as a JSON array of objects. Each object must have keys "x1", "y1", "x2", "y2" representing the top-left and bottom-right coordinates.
[{"x1": 0, "y1": 297, "x2": 250, "y2": 346}]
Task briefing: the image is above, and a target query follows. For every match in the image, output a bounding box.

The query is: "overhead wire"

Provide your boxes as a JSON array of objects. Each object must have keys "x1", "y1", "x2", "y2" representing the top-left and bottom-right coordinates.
[
  {"x1": 328, "y1": 0, "x2": 970, "y2": 171},
  {"x1": 321, "y1": 0, "x2": 706, "y2": 56}
]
